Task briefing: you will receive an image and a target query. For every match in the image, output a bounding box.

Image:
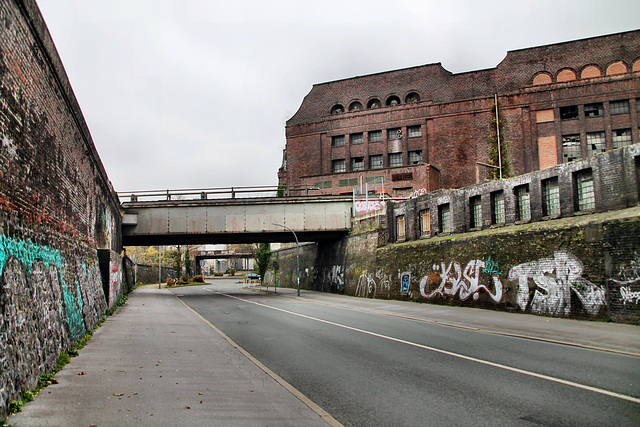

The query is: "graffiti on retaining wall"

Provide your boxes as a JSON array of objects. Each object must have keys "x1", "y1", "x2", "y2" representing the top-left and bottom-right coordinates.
[
  {"x1": 610, "y1": 253, "x2": 640, "y2": 309},
  {"x1": 0, "y1": 235, "x2": 88, "y2": 341},
  {"x1": 620, "y1": 287, "x2": 640, "y2": 306},
  {"x1": 508, "y1": 251, "x2": 605, "y2": 317},
  {"x1": 322, "y1": 265, "x2": 345, "y2": 292},
  {"x1": 356, "y1": 270, "x2": 391, "y2": 298},
  {"x1": 420, "y1": 259, "x2": 504, "y2": 302},
  {"x1": 400, "y1": 271, "x2": 411, "y2": 296}
]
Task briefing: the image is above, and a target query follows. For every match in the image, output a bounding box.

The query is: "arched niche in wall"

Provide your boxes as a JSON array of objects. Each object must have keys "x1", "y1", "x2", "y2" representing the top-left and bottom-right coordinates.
[
  {"x1": 606, "y1": 61, "x2": 628, "y2": 76},
  {"x1": 367, "y1": 98, "x2": 381, "y2": 109},
  {"x1": 557, "y1": 68, "x2": 577, "y2": 82},
  {"x1": 581, "y1": 65, "x2": 602, "y2": 79},
  {"x1": 348, "y1": 101, "x2": 363, "y2": 112},
  {"x1": 405, "y1": 92, "x2": 420, "y2": 104},
  {"x1": 330, "y1": 104, "x2": 344, "y2": 115},
  {"x1": 632, "y1": 59, "x2": 640, "y2": 72},
  {"x1": 532, "y1": 72, "x2": 552, "y2": 86},
  {"x1": 386, "y1": 95, "x2": 401, "y2": 106}
]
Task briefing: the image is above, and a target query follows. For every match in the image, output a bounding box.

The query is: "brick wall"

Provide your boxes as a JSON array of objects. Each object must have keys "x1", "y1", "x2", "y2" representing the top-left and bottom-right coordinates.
[
  {"x1": 281, "y1": 31, "x2": 640, "y2": 195},
  {"x1": 0, "y1": 0, "x2": 126, "y2": 416},
  {"x1": 387, "y1": 144, "x2": 640, "y2": 242}
]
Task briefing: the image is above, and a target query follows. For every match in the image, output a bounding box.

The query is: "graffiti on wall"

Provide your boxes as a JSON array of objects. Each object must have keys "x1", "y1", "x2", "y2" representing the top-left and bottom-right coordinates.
[
  {"x1": 419, "y1": 258, "x2": 504, "y2": 303},
  {"x1": 508, "y1": 251, "x2": 605, "y2": 317},
  {"x1": 610, "y1": 252, "x2": 640, "y2": 308},
  {"x1": 356, "y1": 270, "x2": 391, "y2": 298},
  {"x1": 400, "y1": 271, "x2": 411, "y2": 296}
]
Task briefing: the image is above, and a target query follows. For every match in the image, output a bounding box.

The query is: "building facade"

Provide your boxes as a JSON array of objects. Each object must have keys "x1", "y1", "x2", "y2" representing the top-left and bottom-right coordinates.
[{"x1": 278, "y1": 30, "x2": 640, "y2": 198}]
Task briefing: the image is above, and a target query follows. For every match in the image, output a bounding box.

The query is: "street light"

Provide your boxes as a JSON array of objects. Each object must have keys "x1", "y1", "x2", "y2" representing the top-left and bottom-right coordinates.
[{"x1": 272, "y1": 223, "x2": 300, "y2": 297}]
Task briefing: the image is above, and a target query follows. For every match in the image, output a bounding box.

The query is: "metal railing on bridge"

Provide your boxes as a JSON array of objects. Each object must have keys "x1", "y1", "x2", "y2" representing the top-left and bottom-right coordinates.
[{"x1": 118, "y1": 185, "x2": 320, "y2": 202}]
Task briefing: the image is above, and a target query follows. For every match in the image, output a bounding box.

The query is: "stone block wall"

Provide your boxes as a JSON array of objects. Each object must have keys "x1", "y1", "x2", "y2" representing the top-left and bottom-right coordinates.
[
  {"x1": 269, "y1": 209, "x2": 640, "y2": 324},
  {"x1": 0, "y1": 0, "x2": 126, "y2": 417}
]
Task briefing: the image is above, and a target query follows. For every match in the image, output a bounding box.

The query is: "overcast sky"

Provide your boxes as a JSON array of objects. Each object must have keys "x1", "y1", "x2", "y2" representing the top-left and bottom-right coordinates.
[{"x1": 36, "y1": 0, "x2": 639, "y2": 193}]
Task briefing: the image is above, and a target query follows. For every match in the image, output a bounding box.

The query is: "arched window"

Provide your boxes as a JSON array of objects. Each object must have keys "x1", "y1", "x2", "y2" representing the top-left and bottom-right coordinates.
[
  {"x1": 405, "y1": 92, "x2": 420, "y2": 103},
  {"x1": 348, "y1": 101, "x2": 363, "y2": 112},
  {"x1": 386, "y1": 95, "x2": 401, "y2": 107},
  {"x1": 367, "y1": 98, "x2": 381, "y2": 109},
  {"x1": 330, "y1": 104, "x2": 344, "y2": 115}
]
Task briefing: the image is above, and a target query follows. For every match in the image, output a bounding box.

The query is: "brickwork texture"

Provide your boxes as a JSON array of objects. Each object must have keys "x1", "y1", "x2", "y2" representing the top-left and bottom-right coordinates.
[{"x1": 0, "y1": 0, "x2": 127, "y2": 416}]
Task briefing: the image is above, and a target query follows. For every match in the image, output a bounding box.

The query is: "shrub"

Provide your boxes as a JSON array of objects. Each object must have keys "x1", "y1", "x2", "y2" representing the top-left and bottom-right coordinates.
[
  {"x1": 193, "y1": 275, "x2": 204, "y2": 283},
  {"x1": 227, "y1": 268, "x2": 236, "y2": 276},
  {"x1": 214, "y1": 272, "x2": 223, "y2": 277}
]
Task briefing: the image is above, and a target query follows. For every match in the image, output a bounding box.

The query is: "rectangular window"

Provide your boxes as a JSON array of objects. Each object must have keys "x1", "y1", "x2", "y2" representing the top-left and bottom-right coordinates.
[
  {"x1": 369, "y1": 130, "x2": 382, "y2": 142},
  {"x1": 584, "y1": 103, "x2": 603, "y2": 118},
  {"x1": 338, "y1": 177, "x2": 358, "y2": 187},
  {"x1": 332, "y1": 159, "x2": 346, "y2": 173},
  {"x1": 389, "y1": 152, "x2": 403, "y2": 167},
  {"x1": 388, "y1": 128, "x2": 402, "y2": 140},
  {"x1": 420, "y1": 209, "x2": 431, "y2": 236},
  {"x1": 470, "y1": 196, "x2": 482, "y2": 229},
  {"x1": 331, "y1": 135, "x2": 345, "y2": 147},
  {"x1": 351, "y1": 157, "x2": 364, "y2": 171},
  {"x1": 439, "y1": 204, "x2": 451, "y2": 233},
  {"x1": 610, "y1": 100, "x2": 630, "y2": 115},
  {"x1": 392, "y1": 173, "x2": 412, "y2": 182},
  {"x1": 491, "y1": 190, "x2": 505, "y2": 225},
  {"x1": 396, "y1": 215, "x2": 406, "y2": 241},
  {"x1": 515, "y1": 184, "x2": 531, "y2": 221},
  {"x1": 560, "y1": 105, "x2": 579, "y2": 120},
  {"x1": 350, "y1": 133, "x2": 363, "y2": 144},
  {"x1": 409, "y1": 150, "x2": 423, "y2": 165},
  {"x1": 574, "y1": 169, "x2": 595, "y2": 211},
  {"x1": 313, "y1": 180, "x2": 332, "y2": 189},
  {"x1": 407, "y1": 125, "x2": 422, "y2": 138},
  {"x1": 612, "y1": 128, "x2": 632, "y2": 149},
  {"x1": 562, "y1": 134, "x2": 581, "y2": 162},
  {"x1": 586, "y1": 131, "x2": 606, "y2": 156},
  {"x1": 370, "y1": 154, "x2": 383, "y2": 169},
  {"x1": 542, "y1": 177, "x2": 560, "y2": 217}
]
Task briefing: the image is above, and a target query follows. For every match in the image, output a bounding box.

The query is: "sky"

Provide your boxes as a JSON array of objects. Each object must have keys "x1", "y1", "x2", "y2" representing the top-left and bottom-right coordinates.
[{"x1": 35, "y1": 0, "x2": 639, "y2": 193}]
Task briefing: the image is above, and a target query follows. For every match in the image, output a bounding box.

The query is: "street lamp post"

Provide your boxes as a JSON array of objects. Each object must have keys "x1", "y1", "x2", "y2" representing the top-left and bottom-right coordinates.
[{"x1": 272, "y1": 223, "x2": 300, "y2": 297}]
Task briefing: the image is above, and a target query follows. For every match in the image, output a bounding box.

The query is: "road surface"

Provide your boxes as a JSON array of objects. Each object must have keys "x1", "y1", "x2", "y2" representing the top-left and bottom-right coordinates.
[{"x1": 174, "y1": 280, "x2": 640, "y2": 426}]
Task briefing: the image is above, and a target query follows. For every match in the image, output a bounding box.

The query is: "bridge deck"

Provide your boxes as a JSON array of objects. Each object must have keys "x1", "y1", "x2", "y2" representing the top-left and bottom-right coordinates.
[{"x1": 121, "y1": 196, "x2": 354, "y2": 246}]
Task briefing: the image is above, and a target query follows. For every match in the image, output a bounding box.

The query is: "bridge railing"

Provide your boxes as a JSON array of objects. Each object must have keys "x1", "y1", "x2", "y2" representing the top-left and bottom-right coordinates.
[{"x1": 118, "y1": 185, "x2": 320, "y2": 202}]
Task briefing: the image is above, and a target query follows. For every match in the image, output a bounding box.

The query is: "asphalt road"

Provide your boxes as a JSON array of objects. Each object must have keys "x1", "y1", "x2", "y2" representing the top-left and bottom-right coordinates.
[{"x1": 174, "y1": 281, "x2": 640, "y2": 427}]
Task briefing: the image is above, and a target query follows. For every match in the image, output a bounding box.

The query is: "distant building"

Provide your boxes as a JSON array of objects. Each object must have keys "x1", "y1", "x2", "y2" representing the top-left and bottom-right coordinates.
[{"x1": 278, "y1": 30, "x2": 640, "y2": 199}]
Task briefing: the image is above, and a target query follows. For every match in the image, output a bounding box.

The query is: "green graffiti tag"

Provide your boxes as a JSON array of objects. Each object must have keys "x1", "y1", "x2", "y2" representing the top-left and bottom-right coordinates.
[
  {"x1": 0, "y1": 234, "x2": 62, "y2": 275},
  {"x1": 0, "y1": 234, "x2": 85, "y2": 340}
]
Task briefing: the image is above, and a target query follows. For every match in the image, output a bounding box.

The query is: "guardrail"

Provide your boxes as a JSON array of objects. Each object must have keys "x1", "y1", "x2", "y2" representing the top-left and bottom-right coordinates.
[{"x1": 118, "y1": 185, "x2": 319, "y2": 202}]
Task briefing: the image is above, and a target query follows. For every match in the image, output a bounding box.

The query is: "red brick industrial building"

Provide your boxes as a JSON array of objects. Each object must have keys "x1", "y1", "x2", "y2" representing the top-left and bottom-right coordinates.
[{"x1": 278, "y1": 30, "x2": 640, "y2": 201}]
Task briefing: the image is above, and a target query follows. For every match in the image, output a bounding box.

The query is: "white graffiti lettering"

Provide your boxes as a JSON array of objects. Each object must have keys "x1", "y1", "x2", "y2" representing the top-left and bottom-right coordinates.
[
  {"x1": 508, "y1": 251, "x2": 605, "y2": 317},
  {"x1": 356, "y1": 270, "x2": 391, "y2": 298},
  {"x1": 411, "y1": 188, "x2": 427, "y2": 198},
  {"x1": 620, "y1": 286, "x2": 640, "y2": 306},
  {"x1": 355, "y1": 200, "x2": 386, "y2": 214},
  {"x1": 419, "y1": 259, "x2": 503, "y2": 303}
]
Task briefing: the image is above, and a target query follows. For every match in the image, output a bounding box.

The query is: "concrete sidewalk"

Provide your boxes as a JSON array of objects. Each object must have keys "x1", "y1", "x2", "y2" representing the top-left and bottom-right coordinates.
[
  {"x1": 9, "y1": 286, "x2": 335, "y2": 427},
  {"x1": 251, "y1": 284, "x2": 640, "y2": 356}
]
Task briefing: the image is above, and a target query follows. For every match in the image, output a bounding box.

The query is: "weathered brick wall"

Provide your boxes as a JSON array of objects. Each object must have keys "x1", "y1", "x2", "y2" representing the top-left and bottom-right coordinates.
[
  {"x1": 0, "y1": 0, "x2": 125, "y2": 416},
  {"x1": 281, "y1": 31, "x2": 640, "y2": 194},
  {"x1": 270, "y1": 210, "x2": 640, "y2": 324}
]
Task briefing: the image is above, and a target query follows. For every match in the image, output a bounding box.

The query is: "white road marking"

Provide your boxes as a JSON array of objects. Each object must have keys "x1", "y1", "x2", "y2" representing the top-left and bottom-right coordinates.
[{"x1": 209, "y1": 289, "x2": 640, "y2": 405}]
